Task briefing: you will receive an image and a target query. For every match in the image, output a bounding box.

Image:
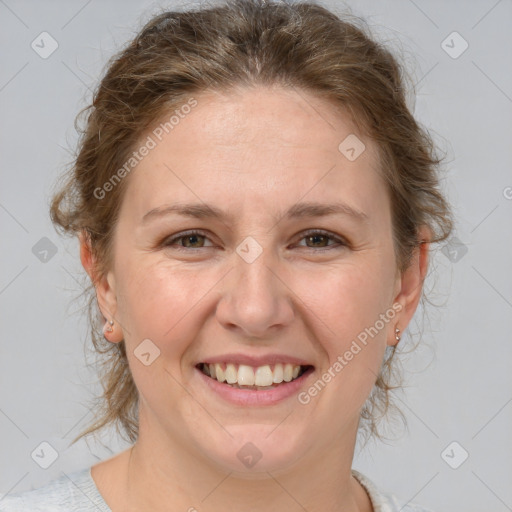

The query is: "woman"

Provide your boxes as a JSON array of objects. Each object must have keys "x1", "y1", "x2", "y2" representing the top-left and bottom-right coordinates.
[{"x1": 1, "y1": 0, "x2": 453, "y2": 510}]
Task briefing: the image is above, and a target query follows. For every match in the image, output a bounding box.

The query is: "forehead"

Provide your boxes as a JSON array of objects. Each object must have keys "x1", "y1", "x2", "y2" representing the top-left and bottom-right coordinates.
[{"x1": 120, "y1": 86, "x2": 389, "y2": 226}]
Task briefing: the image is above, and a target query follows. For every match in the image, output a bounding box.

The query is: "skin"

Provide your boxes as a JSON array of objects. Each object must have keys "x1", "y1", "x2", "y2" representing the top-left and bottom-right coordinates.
[{"x1": 81, "y1": 85, "x2": 430, "y2": 512}]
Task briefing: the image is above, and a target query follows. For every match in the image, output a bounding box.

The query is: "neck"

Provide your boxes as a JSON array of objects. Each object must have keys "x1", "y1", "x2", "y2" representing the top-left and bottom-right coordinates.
[{"x1": 121, "y1": 412, "x2": 373, "y2": 512}]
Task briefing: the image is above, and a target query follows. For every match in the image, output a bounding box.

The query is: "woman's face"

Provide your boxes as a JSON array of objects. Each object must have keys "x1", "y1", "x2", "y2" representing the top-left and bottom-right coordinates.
[{"x1": 92, "y1": 86, "x2": 422, "y2": 474}]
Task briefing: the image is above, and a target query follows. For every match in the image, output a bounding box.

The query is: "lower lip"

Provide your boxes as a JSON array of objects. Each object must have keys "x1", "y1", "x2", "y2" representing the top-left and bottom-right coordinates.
[{"x1": 196, "y1": 366, "x2": 314, "y2": 406}]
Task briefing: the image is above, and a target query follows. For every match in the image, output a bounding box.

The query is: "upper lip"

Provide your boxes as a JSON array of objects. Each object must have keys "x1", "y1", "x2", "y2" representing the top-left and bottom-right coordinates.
[{"x1": 197, "y1": 353, "x2": 314, "y2": 368}]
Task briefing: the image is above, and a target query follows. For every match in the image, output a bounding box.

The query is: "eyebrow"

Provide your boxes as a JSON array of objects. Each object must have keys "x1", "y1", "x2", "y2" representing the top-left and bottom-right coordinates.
[{"x1": 142, "y1": 201, "x2": 369, "y2": 224}]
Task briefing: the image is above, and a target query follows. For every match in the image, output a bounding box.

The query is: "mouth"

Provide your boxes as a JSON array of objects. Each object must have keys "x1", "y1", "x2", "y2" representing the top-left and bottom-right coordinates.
[{"x1": 195, "y1": 362, "x2": 314, "y2": 391}]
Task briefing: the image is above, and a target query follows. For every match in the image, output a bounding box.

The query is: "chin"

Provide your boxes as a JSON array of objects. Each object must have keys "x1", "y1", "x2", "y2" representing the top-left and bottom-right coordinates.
[{"x1": 199, "y1": 424, "x2": 307, "y2": 476}]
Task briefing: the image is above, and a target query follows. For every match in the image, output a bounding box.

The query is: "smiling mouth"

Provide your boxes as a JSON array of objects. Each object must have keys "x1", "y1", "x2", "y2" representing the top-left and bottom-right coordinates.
[{"x1": 196, "y1": 362, "x2": 314, "y2": 390}]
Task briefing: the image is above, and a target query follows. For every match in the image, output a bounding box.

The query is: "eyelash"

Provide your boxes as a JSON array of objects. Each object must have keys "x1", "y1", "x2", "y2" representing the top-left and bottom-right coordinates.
[{"x1": 162, "y1": 229, "x2": 347, "y2": 252}]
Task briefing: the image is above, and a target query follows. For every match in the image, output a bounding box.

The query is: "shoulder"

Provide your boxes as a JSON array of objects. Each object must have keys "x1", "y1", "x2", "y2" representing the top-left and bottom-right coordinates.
[
  {"x1": 0, "y1": 468, "x2": 111, "y2": 512},
  {"x1": 352, "y1": 469, "x2": 437, "y2": 512}
]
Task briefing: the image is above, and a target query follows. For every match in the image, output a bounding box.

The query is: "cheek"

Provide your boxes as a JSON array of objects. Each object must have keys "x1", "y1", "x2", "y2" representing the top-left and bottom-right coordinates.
[
  {"x1": 114, "y1": 261, "x2": 213, "y2": 408},
  {"x1": 115, "y1": 259, "x2": 216, "y2": 354},
  {"x1": 305, "y1": 260, "x2": 393, "y2": 340},
  {"x1": 295, "y1": 257, "x2": 394, "y2": 399}
]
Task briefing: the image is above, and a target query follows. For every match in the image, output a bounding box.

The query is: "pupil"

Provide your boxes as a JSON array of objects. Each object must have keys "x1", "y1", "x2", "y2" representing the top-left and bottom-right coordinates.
[
  {"x1": 308, "y1": 235, "x2": 326, "y2": 247},
  {"x1": 185, "y1": 235, "x2": 202, "y2": 247}
]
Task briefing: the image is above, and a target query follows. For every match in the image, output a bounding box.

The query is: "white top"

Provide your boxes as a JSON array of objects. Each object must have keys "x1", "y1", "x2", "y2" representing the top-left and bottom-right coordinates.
[{"x1": 0, "y1": 467, "x2": 435, "y2": 511}]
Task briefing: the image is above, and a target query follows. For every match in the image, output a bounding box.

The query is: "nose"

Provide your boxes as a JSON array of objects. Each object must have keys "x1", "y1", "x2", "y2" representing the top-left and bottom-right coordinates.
[{"x1": 215, "y1": 243, "x2": 295, "y2": 340}]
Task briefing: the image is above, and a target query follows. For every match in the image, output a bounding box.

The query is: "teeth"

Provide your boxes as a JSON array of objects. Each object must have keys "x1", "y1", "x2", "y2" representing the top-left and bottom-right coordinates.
[
  {"x1": 283, "y1": 363, "x2": 293, "y2": 382},
  {"x1": 225, "y1": 363, "x2": 237, "y2": 384},
  {"x1": 238, "y1": 364, "x2": 255, "y2": 386},
  {"x1": 201, "y1": 362, "x2": 306, "y2": 387},
  {"x1": 254, "y1": 365, "x2": 273, "y2": 386},
  {"x1": 273, "y1": 363, "x2": 284, "y2": 383},
  {"x1": 215, "y1": 365, "x2": 226, "y2": 383}
]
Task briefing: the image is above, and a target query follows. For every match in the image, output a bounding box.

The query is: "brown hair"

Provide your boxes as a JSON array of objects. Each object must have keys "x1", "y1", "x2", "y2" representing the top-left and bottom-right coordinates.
[{"x1": 50, "y1": 0, "x2": 453, "y2": 445}]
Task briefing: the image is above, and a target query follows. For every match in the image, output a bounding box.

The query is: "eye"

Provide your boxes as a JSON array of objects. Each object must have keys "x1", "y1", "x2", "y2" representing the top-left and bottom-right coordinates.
[
  {"x1": 162, "y1": 229, "x2": 346, "y2": 251},
  {"x1": 163, "y1": 230, "x2": 214, "y2": 250},
  {"x1": 294, "y1": 229, "x2": 346, "y2": 250}
]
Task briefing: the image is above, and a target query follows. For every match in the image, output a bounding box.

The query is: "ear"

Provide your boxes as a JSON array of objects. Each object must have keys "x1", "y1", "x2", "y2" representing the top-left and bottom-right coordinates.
[
  {"x1": 79, "y1": 231, "x2": 123, "y2": 343},
  {"x1": 389, "y1": 225, "x2": 431, "y2": 347}
]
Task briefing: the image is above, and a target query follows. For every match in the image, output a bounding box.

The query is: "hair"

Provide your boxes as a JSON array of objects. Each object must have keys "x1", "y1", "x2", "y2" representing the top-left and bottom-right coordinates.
[{"x1": 50, "y1": 0, "x2": 453, "y2": 446}]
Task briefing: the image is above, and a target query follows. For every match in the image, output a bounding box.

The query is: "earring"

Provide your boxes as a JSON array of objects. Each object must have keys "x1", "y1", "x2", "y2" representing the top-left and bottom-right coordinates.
[
  {"x1": 105, "y1": 319, "x2": 114, "y2": 333},
  {"x1": 395, "y1": 327, "x2": 401, "y2": 342}
]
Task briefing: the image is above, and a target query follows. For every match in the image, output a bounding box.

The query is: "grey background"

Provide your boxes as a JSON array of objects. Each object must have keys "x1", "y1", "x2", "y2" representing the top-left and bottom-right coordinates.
[{"x1": 0, "y1": 0, "x2": 511, "y2": 510}]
